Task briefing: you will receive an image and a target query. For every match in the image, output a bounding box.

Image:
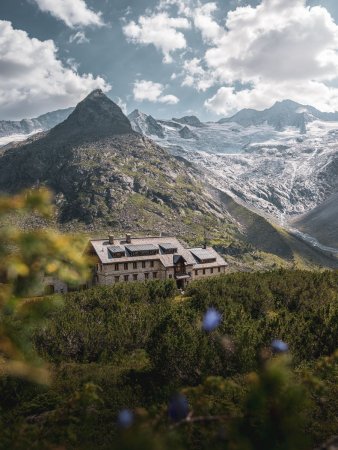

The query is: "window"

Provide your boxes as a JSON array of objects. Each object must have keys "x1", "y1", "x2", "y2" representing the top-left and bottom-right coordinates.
[
  {"x1": 142, "y1": 261, "x2": 146, "y2": 268},
  {"x1": 124, "y1": 263, "x2": 128, "y2": 270},
  {"x1": 133, "y1": 262, "x2": 137, "y2": 269},
  {"x1": 169, "y1": 274, "x2": 173, "y2": 279},
  {"x1": 114, "y1": 263, "x2": 119, "y2": 271},
  {"x1": 211, "y1": 268, "x2": 214, "y2": 274},
  {"x1": 125, "y1": 244, "x2": 159, "y2": 257},
  {"x1": 195, "y1": 269, "x2": 198, "y2": 276},
  {"x1": 145, "y1": 273, "x2": 149, "y2": 280},
  {"x1": 115, "y1": 276, "x2": 120, "y2": 283},
  {"x1": 133, "y1": 274, "x2": 138, "y2": 281},
  {"x1": 150, "y1": 261, "x2": 154, "y2": 268},
  {"x1": 44, "y1": 285, "x2": 55, "y2": 295},
  {"x1": 153, "y1": 272, "x2": 158, "y2": 279},
  {"x1": 124, "y1": 275, "x2": 129, "y2": 282},
  {"x1": 218, "y1": 267, "x2": 221, "y2": 273},
  {"x1": 188, "y1": 272, "x2": 191, "y2": 277},
  {"x1": 203, "y1": 269, "x2": 206, "y2": 275}
]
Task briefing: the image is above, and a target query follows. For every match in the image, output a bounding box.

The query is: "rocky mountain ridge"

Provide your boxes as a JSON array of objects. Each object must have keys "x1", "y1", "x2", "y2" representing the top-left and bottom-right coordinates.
[
  {"x1": 128, "y1": 109, "x2": 165, "y2": 138},
  {"x1": 0, "y1": 107, "x2": 74, "y2": 138},
  {"x1": 172, "y1": 115, "x2": 205, "y2": 128},
  {"x1": 1, "y1": 90, "x2": 336, "y2": 269},
  {"x1": 219, "y1": 99, "x2": 338, "y2": 133}
]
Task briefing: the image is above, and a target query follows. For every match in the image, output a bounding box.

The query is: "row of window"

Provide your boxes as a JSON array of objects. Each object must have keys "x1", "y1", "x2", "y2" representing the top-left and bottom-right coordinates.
[
  {"x1": 115, "y1": 272, "x2": 158, "y2": 282},
  {"x1": 114, "y1": 261, "x2": 155, "y2": 271},
  {"x1": 195, "y1": 267, "x2": 221, "y2": 276}
]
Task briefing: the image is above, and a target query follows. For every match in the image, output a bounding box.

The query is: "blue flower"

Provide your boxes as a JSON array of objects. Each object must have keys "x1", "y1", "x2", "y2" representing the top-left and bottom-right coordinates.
[
  {"x1": 271, "y1": 339, "x2": 289, "y2": 353},
  {"x1": 117, "y1": 409, "x2": 134, "y2": 428},
  {"x1": 203, "y1": 308, "x2": 222, "y2": 332},
  {"x1": 168, "y1": 394, "x2": 189, "y2": 422}
]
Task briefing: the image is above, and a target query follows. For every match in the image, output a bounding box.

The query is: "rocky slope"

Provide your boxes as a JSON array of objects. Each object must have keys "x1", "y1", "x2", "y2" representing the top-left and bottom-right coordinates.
[
  {"x1": 128, "y1": 109, "x2": 164, "y2": 138},
  {"x1": 293, "y1": 192, "x2": 338, "y2": 248},
  {"x1": 127, "y1": 104, "x2": 338, "y2": 252},
  {"x1": 179, "y1": 126, "x2": 197, "y2": 139},
  {"x1": 1, "y1": 90, "x2": 336, "y2": 269},
  {"x1": 0, "y1": 90, "x2": 232, "y2": 235}
]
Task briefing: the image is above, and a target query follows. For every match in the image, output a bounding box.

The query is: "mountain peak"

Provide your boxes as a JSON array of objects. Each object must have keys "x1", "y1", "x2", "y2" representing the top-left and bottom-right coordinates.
[
  {"x1": 128, "y1": 109, "x2": 144, "y2": 120},
  {"x1": 85, "y1": 88, "x2": 105, "y2": 98},
  {"x1": 271, "y1": 99, "x2": 304, "y2": 112},
  {"x1": 274, "y1": 99, "x2": 302, "y2": 107},
  {"x1": 172, "y1": 115, "x2": 204, "y2": 128},
  {"x1": 49, "y1": 89, "x2": 133, "y2": 141},
  {"x1": 128, "y1": 109, "x2": 165, "y2": 138}
]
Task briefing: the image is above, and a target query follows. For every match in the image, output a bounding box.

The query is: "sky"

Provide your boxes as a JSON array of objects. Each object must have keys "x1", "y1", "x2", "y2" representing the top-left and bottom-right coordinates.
[{"x1": 2, "y1": 0, "x2": 338, "y2": 121}]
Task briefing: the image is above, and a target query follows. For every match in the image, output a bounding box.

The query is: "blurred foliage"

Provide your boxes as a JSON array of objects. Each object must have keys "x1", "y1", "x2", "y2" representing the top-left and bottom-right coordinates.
[{"x1": 0, "y1": 189, "x2": 90, "y2": 384}]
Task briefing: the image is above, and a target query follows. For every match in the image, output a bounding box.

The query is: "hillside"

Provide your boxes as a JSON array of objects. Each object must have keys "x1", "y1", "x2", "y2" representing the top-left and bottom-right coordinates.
[
  {"x1": 0, "y1": 91, "x2": 239, "y2": 240},
  {"x1": 0, "y1": 90, "x2": 337, "y2": 269},
  {"x1": 2, "y1": 271, "x2": 338, "y2": 449},
  {"x1": 293, "y1": 192, "x2": 338, "y2": 248}
]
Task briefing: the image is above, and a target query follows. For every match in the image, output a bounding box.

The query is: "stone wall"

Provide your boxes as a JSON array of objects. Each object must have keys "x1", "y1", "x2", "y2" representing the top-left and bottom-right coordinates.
[
  {"x1": 43, "y1": 276, "x2": 68, "y2": 294},
  {"x1": 193, "y1": 266, "x2": 226, "y2": 280},
  {"x1": 96, "y1": 259, "x2": 166, "y2": 285}
]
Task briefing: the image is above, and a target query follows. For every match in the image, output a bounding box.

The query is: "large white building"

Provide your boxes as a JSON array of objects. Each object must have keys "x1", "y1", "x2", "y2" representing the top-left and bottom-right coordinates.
[
  {"x1": 88, "y1": 234, "x2": 228, "y2": 289},
  {"x1": 43, "y1": 234, "x2": 228, "y2": 294}
]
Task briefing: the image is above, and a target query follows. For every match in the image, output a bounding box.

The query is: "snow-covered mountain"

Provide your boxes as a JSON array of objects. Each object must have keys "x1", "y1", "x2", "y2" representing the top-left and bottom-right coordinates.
[
  {"x1": 172, "y1": 115, "x2": 205, "y2": 128},
  {"x1": 128, "y1": 102, "x2": 338, "y2": 251},
  {"x1": 218, "y1": 99, "x2": 338, "y2": 133},
  {"x1": 0, "y1": 107, "x2": 74, "y2": 138},
  {"x1": 179, "y1": 126, "x2": 197, "y2": 139},
  {"x1": 2, "y1": 98, "x2": 338, "y2": 250},
  {"x1": 128, "y1": 109, "x2": 164, "y2": 138}
]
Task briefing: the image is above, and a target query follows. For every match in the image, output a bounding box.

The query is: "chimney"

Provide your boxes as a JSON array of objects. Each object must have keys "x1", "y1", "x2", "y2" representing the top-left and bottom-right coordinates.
[
  {"x1": 126, "y1": 233, "x2": 131, "y2": 244},
  {"x1": 109, "y1": 235, "x2": 114, "y2": 245}
]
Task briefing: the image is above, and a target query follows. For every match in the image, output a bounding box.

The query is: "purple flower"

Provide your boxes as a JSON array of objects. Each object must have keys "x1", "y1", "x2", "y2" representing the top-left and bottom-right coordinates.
[
  {"x1": 117, "y1": 409, "x2": 134, "y2": 428},
  {"x1": 168, "y1": 394, "x2": 189, "y2": 422},
  {"x1": 271, "y1": 339, "x2": 289, "y2": 353},
  {"x1": 203, "y1": 308, "x2": 222, "y2": 332}
]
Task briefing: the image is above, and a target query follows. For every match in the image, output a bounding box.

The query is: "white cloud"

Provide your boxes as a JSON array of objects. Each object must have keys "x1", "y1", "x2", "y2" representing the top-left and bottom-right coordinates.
[
  {"x1": 133, "y1": 80, "x2": 179, "y2": 104},
  {"x1": 123, "y1": 12, "x2": 190, "y2": 63},
  {"x1": 0, "y1": 20, "x2": 110, "y2": 120},
  {"x1": 192, "y1": 2, "x2": 222, "y2": 43},
  {"x1": 157, "y1": 0, "x2": 193, "y2": 17},
  {"x1": 159, "y1": 94, "x2": 180, "y2": 104},
  {"x1": 69, "y1": 31, "x2": 89, "y2": 44},
  {"x1": 201, "y1": 0, "x2": 338, "y2": 114},
  {"x1": 115, "y1": 97, "x2": 127, "y2": 114},
  {"x1": 205, "y1": 81, "x2": 338, "y2": 116},
  {"x1": 33, "y1": 0, "x2": 103, "y2": 28},
  {"x1": 124, "y1": 0, "x2": 338, "y2": 114},
  {"x1": 182, "y1": 58, "x2": 214, "y2": 91}
]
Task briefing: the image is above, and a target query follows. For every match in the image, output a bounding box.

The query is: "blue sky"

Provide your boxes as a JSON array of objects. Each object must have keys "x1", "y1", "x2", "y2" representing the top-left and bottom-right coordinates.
[{"x1": 1, "y1": 0, "x2": 338, "y2": 121}]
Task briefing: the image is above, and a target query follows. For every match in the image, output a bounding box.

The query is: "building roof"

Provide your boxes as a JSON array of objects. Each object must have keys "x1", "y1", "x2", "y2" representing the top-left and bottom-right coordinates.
[
  {"x1": 190, "y1": 248, "x2": 217, "y2": 262},
  {"x1": 125, "y1": 244, "x2": 159, "y2": 254},
  {"x1": 90, "y1": 236, "x2": 227, "y2": 269}
]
